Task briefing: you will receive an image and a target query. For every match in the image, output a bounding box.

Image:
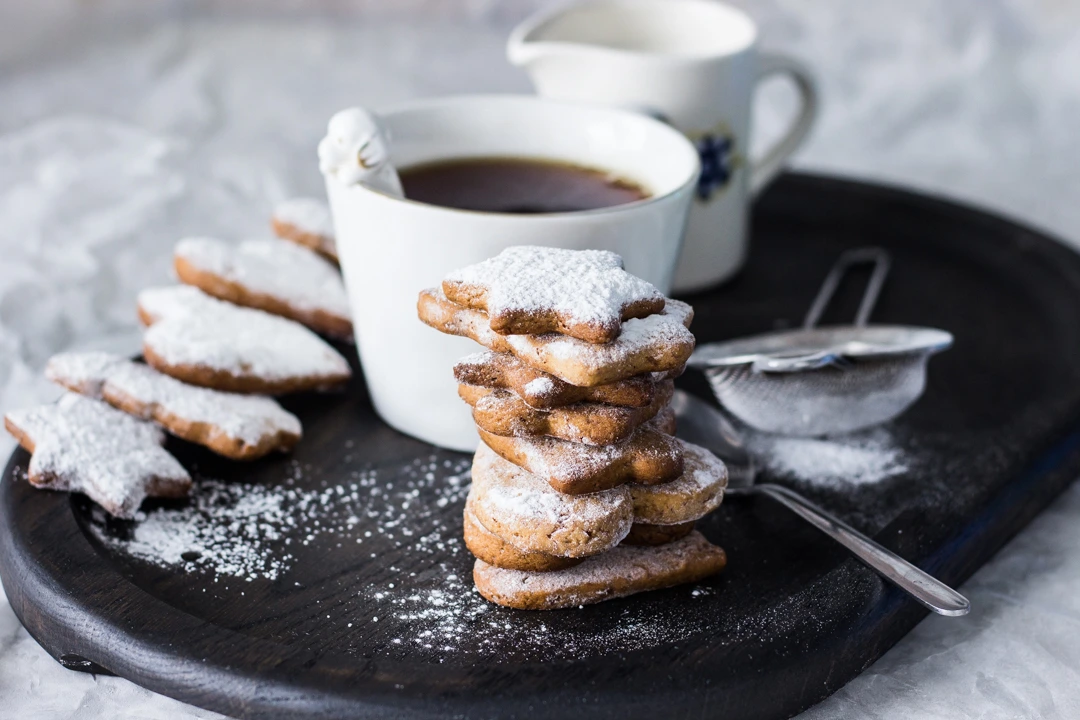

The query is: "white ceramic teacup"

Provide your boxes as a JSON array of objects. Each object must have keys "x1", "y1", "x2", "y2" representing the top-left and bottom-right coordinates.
[
  {"x1": 509, "y1": 0, "x2": 818, "y2": 292},
  {"x1": 323, "y1": 95, "x2": 699, "y2": 451}
]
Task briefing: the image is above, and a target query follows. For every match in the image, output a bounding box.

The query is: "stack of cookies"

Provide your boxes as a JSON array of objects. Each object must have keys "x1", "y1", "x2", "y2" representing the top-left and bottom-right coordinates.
[
  {"x1": 4, "y1": 198, "x2": 353, "y2": 519},
  {"x1": 418, "y1": 246, "x2": 729, "y2": 610}
]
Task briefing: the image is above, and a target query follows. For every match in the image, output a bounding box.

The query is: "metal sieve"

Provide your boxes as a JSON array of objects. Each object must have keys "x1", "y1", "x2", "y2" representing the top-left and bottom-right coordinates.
[{"x1": 688, "y1": 248, "x2": 953, "y2": 436}]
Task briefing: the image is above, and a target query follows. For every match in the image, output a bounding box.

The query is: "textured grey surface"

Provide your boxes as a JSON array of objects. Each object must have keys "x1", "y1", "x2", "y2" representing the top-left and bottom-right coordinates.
[{"x1": 1, "y1": 1, "x2": 1079, "y2": 718}]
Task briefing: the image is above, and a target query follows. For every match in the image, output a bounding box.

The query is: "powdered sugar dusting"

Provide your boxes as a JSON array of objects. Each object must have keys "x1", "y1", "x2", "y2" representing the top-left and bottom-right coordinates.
[
  {"x1": 488, "y1": 412, "x2": 680, "y2": 485},
  {"x1": 175, "y1": 236, "x2": 350, "y2": 320},
  {"x1": 455, "y1": 351, "x2": 494, "y2": 366},
  {"x1": 452, "y1": 348, "x2": 669, "y2": 409},
  {"x1": 42, "y1": 350, "x2": 121, "y2": 396},
  {"x1": 629, "y1": 440, "x2": 728, "y2": 525},
  {"x1": 5, "y1": 393, "x2": 189, "y2": 519},
  {"x1": 80, "y1": 451, "x2": 722, "y2": 660},
  {"x1": 515, "y1": 431, "x2": 634, "y2": 480},
  {"x1": 473, "y1": 445, "x2": 630, "y2": 525},
  {"x1": 524, "y1": 377, "x2": 554, "y2": 397},
  {"x1": 89, "y1": 454, "x2": 472, "y2": 582},
  {"x1": 272, "y1": 197, "x2": 335, "y2": 242},
  {"x1": 420, "y1": 289, "x2": 693, "y2": 386},
  {"x1": 99, "y1": 480, "x2": 295, "y2": 580},
  {"x1": 443, "y1": 246, "x2": 664, "y2": 331},
  {"x1": 470, "y1": 443, "x2": 632, "y2": 556},
  {"x1": 505, "y1": 298, "x2": 695, "y2": 382},
  {"x1": 46, "y1": 351, "x2": 302, "y2": 450},
  {"x1": 138, "y1": 285, "x2": 350, "y2": 382},
  {"x1": 475, "y1": 531, "x2": 722, "y2": 601},
  {"x1": 750, "y1": 428, "x2": 909, "y2": 487}
]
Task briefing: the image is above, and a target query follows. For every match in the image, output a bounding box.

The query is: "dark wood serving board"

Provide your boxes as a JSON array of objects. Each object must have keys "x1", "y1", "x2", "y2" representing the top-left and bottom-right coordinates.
[{"x1": 4, "y1": 173, "x2": 1080, "y2": 720}]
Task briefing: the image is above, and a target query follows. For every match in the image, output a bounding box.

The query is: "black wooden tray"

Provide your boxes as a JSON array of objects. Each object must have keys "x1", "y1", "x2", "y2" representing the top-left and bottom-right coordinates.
[{"x1": 4, "y1": 173, "x2": 1080, "y2": 720}]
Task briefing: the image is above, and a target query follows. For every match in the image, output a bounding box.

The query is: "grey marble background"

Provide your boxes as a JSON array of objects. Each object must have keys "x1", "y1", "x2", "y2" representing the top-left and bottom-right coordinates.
[{"x1": 1, "y1": 1, "x2": 1079, "y2": 717}]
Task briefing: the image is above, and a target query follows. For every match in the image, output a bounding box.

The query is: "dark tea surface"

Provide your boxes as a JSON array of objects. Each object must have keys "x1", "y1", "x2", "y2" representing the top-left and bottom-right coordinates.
[{"x1": 399, "y1": 157, "x2": 649, "y2": 214}]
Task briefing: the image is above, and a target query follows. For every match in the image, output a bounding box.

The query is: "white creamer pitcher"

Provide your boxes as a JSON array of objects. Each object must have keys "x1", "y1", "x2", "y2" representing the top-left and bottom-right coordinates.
[{"x1": 509, "y1": 0, "x2": 818, "y2": 292}]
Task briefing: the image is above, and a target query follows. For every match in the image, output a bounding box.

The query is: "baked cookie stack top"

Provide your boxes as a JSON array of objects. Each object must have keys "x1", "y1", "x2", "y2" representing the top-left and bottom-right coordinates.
[{"x1": 419, "y1": 246, "x2": 730, "y2": 610}]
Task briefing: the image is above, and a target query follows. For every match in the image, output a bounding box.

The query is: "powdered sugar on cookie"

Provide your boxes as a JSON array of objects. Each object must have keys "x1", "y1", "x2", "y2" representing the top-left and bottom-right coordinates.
[
  {"x1": 524, "y1": 377, "x2": 555, "y2": 397},
  {"x1": 629, "y1": 440, "x2": 728, "y2": 526},
  {"x1": 44, "y1": 350, "x2": 121, "y2": 396},
  {"x1": 473, "y1": 530, "x2": 727, "y2": 610},
  {"x1": 3, "y1": 393, "x2": 191, "y2": 519},
  {"x1": 419, "y1": 289, "x2": 694, "y2": 386},
  {"x1": 453, "y1": 349, "x2": 671, "y2": 409},
  {"x1": 524, "y1": 299, "x2": 694, "y2": 378},
  {"x1": 461, "y1": 380, "x2": 673, "y2": 446},
  {"x1": 174, "y1": 237, "x2": 351, "y2": 338},
  {"x1": 443, "y1": 247, "x2": 665, "y2": 343},
  {"x1": 47, "y1": 351, "x2": 302, "y2": 460},
  {"x1": 271, "y1": 197, "x2": 337, "y2": 260},
  {"x1": 473, "y1": 443, "x2": 632, "y2": 526},
  {"x1": 476, "y1": 408, "x2": 683, "y2": 495},
  {"x1": 138, "y1": 285, "x2": 351, "y2": 394},
  {"x1": 470, "y1": 443, "x2": 632, "y2": 558}
]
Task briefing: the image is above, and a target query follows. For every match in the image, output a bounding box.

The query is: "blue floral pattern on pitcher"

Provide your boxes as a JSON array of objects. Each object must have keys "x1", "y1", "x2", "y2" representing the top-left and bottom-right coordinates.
[{"x1": 695, "y1": 133, "x2": 735, "y2": 200}]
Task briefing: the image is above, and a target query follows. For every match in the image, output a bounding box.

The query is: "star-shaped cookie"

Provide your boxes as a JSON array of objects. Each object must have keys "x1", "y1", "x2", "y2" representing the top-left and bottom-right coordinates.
[
  {"x1": 458, "y1": 379, "x2": 674, "y2": 446},
  {"x1": 442, "y1": 246, "x2": 666, "y2": 343},
  {"x1": 453, "y1": 350, "x2": 679, "y2": 409},
  {"x1": 4, "y1": 393, "x2": 191, "y2": 519},
  {"x1": 418, "y1": 289, "x2": 695, "y2": 386},
  {"x1": 476, "y1": 408, "x2": 684, "y2": 495}
]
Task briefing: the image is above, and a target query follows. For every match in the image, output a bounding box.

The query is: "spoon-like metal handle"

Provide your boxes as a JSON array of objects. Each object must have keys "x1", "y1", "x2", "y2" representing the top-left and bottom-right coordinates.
[{"x1": 757, "y1": 483, "x2": 970, "y2": 616}]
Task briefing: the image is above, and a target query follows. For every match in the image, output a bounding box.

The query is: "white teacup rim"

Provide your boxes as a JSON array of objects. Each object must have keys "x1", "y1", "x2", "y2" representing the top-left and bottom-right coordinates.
[{"x1": 354, "y1": 94, "x2": 701, "y2": 220}]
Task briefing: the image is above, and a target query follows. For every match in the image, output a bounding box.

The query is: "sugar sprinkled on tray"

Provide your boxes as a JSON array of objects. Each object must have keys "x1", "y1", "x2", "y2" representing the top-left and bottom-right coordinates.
[
  {"x1": 84, "y1": 451, "x2": 721, "y2": 660},
  {"x1": 87, "y1": 455, "x2": 473, "y2": 582},
  {"x1": 750, "y1": 428, "x2": 909, "y2": 487}
]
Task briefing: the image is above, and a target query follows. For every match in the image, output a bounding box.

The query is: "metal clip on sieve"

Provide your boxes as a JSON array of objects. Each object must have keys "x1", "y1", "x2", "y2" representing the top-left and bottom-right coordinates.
[{"x1": 688, "y1": 248, "x2": 953, "y2": 436}]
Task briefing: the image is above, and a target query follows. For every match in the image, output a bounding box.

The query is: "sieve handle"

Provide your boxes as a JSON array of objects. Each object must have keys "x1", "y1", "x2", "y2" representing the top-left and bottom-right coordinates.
[
  {"x1": 757, "y1": 483, "x2": 971, "y2": 616},
  {"x1": 803, "y1": 248, "x2": 891, "y2": 329}
]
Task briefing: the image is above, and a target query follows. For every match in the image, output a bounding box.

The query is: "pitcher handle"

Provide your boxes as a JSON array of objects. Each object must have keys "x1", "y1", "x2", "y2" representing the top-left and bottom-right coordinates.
[{"x1": 749, "y1": 53, "x2": 819, "y2": 196}]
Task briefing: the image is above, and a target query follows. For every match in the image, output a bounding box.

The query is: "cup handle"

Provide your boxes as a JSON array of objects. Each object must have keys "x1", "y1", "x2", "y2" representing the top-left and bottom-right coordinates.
[{"x1": 749, "y1": 53, "x2": 819, "y2": 197}]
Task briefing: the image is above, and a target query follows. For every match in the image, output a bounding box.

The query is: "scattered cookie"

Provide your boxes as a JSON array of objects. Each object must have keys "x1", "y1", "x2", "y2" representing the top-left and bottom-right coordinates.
[
  {"x1": 621, "y1": 521, "x2": 696, "y2": 546},
  {"x1": 46, "y1": 351, "x2": 302, "y2": 461},
  {"x1": 459, "y1": 379, "x2": 674, "y2": 446},
  {"x1": 271, "y1": 197, "x2": 337, "y2": 262},
  {"x1": 418, "y1": 289, "x2": 695, "y2": 386},
  {"x1": 473, "y1": 531, "x2": 727, "y2": 610},
  {"x1": 138, "y1": 286, "x2": 352, "y2": 395},
  {"x1": 3, "y1": 393, "x2": 191, "y2": 519},
  {"x1": 468, "y1": 443, "x2": 633, "y2": 558},
  {"x1": 463, "y1": 509, "x2": 582, "y2": 572},
  {"x1": 454, "y1": 350, "x2": 679, "y2": 409},
  {"x1": 630, "y1": 440, "x2": 728, "y2": 526},
  {"x1": 442, "y1": 246, "x2": 666, "y2": 343},
  {"x1": 476, "y1": 409, "x2": 682, "y2": 495},
  {"x1": 174, "y1": 237, "x2": 351, "y2": 339}
]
